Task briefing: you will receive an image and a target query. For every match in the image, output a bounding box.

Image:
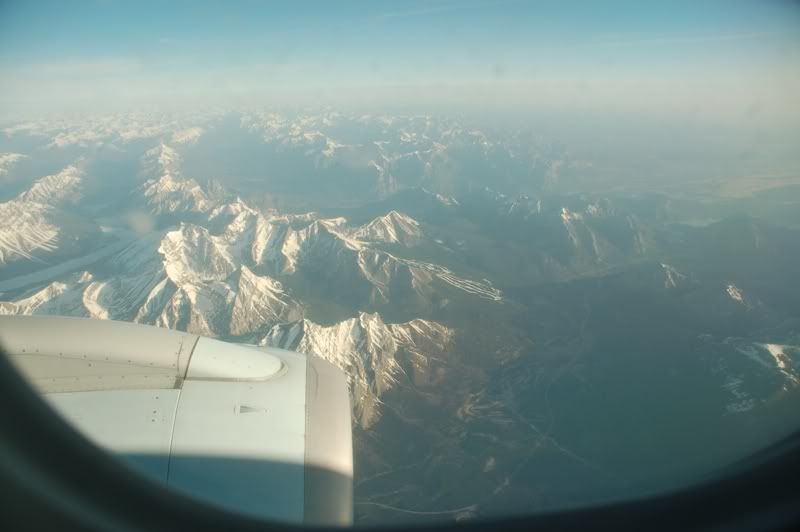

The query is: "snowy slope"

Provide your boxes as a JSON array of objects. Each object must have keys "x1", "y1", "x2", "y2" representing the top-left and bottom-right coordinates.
[
  {"x1": 352, "y1": 210, "x2": 422, "y2": 245},
  {"x1": 262, "y1": 312, "x2": 453, "y2": 427},
  {"x1": 0, "y1": 200, "x2": 100, "y2": 270},
  {"x1": 18, "y1": 164, "x2": 85, "y2": 206},
  {"x1": 141, "y1": 144, "x2": 214, "y2": 215},
  {"x1": 0, "y1": 153, "x2": 27, "y2": 178}
]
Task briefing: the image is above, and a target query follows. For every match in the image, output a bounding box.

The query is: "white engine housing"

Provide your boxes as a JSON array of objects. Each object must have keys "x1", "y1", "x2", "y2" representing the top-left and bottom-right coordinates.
[{"x1": 0, "y1": 315, "x2": 353, "y2": 526}]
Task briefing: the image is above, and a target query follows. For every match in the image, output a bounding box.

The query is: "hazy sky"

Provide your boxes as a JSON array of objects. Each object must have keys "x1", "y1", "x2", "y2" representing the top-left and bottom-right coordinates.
[{"x1": 1, "y1": 0, "x2": 799, "y2": 119}]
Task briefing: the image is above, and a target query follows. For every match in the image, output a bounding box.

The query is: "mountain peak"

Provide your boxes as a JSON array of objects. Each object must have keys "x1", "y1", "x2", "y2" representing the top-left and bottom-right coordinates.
[
  {"x1": 158, "y1": 224, "x2": 237, "y2": 284},
  {"x1": 726, "y1": 283, "x2": 749, "y2": 306},
  {"x1": 261, "y1": 312, "x2": 452, "y2": 427},
  {"x1": 141, "y1": 144, "x2": 215, "y2": 215},
  {"x1": 18, "y1": 164, "x2": 85, "y2": 207},
  {"x1": 353, "y1": 210, "x2": 422, "y2": 246}
]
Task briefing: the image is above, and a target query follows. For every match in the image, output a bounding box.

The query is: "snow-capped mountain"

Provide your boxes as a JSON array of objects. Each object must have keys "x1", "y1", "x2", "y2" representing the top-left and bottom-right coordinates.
[
  {"x1": 0, "y1": 153, "x2": 27, "y2": 178},
  {"x1": 726, "y1": 284, "x2": 748, "y2": 306},
  {"x1": 141, "y1": 144, "x2": 214, "y2": 215},
  {"x1": 106, "y1": 223, "x2": 304, "y2": 338},
  {"x1": 0, "y1": 233, "x2": 303, "y2": 340},
  {"x1": 17, "y1": 164, "x2": 85, "y2": 207},
  {"x1": 707, "y1": 336, "x2": 800, "y2": 414},
  {"x1": 0, "y1": 197, "x2": 100, "y2": 271},
  {"x1": 155, "y1": 196, "x2": 503, "y2": 308},
  {"x1": 230, "y1": 265, "x2": 302, "y2": 336},
  {"x1": 451, "y1": 188, "x2": 655, "y2": 282},
  {"x1": 236, "y1": 111, "x2": 579, "y2": 201},
  {"x1": 262, "y1": 312, "x2": 452, "y2": 427},
  {"x1": 2, "y1": 111, "x2": 222, "y2": 150},
  {"x1": 0, "y1": 271, "x2": 96, "y2": 317},
  {"x1": 0, "y1": 201, "x2": 61, "y2": 267},
  {"x1": 160, "y1": 223, "x2": 239, "y2": 283},
  {"x1": 352, "y1": 210, "x2": 422, "y2": 246},
  {"x1": 2, "y1": 110, "x2": 800, "y2": 524},
  {"x1": 171, "y1": 127, "x2": 205, "y2": 145},
  {"x1": 0, "y1": 176, "x2": 500, "y2": 424}
]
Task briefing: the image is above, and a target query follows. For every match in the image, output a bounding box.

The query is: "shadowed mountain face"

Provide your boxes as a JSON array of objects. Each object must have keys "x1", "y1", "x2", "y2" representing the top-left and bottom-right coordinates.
[{"x1": 1, "y1": 111, "x2": 799, "y2": 524}]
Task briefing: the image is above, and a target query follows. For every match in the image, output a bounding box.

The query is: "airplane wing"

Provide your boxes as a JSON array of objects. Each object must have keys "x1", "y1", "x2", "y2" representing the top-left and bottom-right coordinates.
[{"x1": 0, "y1": 315, "x2": 353, "y2": 526}]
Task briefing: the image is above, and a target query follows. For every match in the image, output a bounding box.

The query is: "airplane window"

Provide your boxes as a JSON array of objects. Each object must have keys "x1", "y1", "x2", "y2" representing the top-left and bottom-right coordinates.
[{"x1": 1, "y1": 0, "x2": 799, "y2": 527}]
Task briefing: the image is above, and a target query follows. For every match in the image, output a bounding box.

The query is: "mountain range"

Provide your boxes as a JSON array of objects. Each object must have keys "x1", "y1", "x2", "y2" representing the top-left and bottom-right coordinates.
[{"x1": 1, "y1": 111, "x2": 799, "y2": 523}]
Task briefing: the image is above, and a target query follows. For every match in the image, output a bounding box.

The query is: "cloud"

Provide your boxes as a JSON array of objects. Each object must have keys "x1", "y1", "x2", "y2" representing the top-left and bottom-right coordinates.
[
  {"x1": 593, "y1": 31, "x2": 790, "y2": 48},
  {"x1": 0, "y1": 58, "x2": 145, "y2": 83}
]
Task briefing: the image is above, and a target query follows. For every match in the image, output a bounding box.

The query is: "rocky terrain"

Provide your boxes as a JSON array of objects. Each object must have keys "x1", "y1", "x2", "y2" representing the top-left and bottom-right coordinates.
[{"x1": 1, "y1": 111, "x2": 799, "y2": 523}]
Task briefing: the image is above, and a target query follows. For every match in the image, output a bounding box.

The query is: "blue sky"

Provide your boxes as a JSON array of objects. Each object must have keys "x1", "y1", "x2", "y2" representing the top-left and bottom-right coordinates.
[{"x1": 1, "y1": 0, "x2": 798, "y2": 118}]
